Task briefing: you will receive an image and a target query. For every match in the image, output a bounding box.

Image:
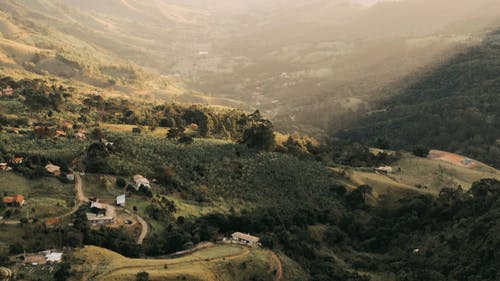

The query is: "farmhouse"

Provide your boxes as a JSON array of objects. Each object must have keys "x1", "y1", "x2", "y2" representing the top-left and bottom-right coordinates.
[
  {"x1": 45, "y1": 163, "x2": 61, "y2": 176},
  {"x1": 55, "y1": 130, "x2": 67, "y2": 138},
  {"x1": 1, "y1": 87, "x2": 14, "y2": 96},
  {"x1": 45, "y1": 252, "x2": 63, "y2": 263},
  {"x1": 24, "y1": 251, "x2": 63, "y2": 265},
  {"x1": 133, "y1": 175, "x2": 151, "y2": 190},
  {"x1": 231, "y1": 232, "x2": 261, "y2": 247},
  {"x1": 0, "y1": 163, "x2": 8, "y2": 171},
  {"x1": 11, "y1": 157, "x2": 23, "y2": 164},
  {"x1": 86, "y1": 213, "x2": 114, "y2": 225},
  {"x1": 375, "y1": 166, "x2": 393, "y2": 174},
  {"x1": 2, "y1": 195, "x2": 25, "y2": 207},
  {"x1": 66, "y1": 173, "x2": 75, "y2": 181},
  {"x1": 87, "y1": 201, "x2": 115, "y2": 225}
]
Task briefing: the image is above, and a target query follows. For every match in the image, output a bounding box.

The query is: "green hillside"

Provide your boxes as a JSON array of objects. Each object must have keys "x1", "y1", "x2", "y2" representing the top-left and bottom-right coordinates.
[{"x1": 336, "y1": 28, "x2": 500, "y2": 168}]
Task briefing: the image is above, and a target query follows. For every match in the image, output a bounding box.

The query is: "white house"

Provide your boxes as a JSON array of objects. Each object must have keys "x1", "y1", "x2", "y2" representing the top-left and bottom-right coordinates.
[
  {"x1": 133, "y1": 175, "x2": 150, "y2": 190},
  {"x1": 116, "y1": 194, "x2": 126, "y2": 206},
  {"x1": 375, "y1": 166, "x2": 393, "y2": 174},
  {"x1": 45, "y1": 252, "x2": 63, "y2": 263},
  {"x1": 231, "y1": 232, "x2": 261, "y2": 247}
]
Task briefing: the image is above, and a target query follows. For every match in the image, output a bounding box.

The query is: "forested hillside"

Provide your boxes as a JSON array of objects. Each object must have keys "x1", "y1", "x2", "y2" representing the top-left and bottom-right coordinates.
[{"x1": 336, "y1": 28, "x2": 500, "y2": 168}]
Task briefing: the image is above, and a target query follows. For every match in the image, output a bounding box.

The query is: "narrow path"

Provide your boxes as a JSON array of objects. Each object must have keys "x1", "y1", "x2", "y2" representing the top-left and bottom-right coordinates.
[
  {"x1": 122, "y1": 208, "x2": 148, "y2": 244},
  {"x1": 270, "y1": 252, "x2": 283, "y2": 281}
]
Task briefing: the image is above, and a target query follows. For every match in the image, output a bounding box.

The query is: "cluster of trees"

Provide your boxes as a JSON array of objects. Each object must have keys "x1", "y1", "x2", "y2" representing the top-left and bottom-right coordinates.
[
  {"x1": 146, "y1": 179, "x2": 500, "y2": 281},
  {"x1": 336, "y1": 29, "x2": 500, "y2": 168}
]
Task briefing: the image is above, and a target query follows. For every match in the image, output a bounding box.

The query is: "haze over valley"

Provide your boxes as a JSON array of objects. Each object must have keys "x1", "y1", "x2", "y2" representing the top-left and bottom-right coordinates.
[{"x1": 1, "y1": 1, "x2": 500, "y2": 281}]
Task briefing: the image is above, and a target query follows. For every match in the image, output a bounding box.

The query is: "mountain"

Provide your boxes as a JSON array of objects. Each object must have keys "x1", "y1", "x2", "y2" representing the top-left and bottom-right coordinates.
[
  {"x1": 165, "y1": 0, "x2": 500, "y2": 136},
  {"x1": 336, "y1": 28, "x2": 500, "y2": 168},
  {"x1": 3, "y1": 0, "x2": 499, "y2": 136}
]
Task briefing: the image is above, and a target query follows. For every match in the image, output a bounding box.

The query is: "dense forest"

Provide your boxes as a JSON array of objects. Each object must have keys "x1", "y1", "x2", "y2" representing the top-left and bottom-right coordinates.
[{"x1": 336, "y1": 28, "x2": 500, "y2": 168}]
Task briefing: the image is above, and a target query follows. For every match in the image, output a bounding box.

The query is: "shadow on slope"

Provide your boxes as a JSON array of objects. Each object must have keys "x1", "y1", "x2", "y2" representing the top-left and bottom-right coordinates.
[{"x1": 335, "y1": 27, "x2": 500, "y2": 168}]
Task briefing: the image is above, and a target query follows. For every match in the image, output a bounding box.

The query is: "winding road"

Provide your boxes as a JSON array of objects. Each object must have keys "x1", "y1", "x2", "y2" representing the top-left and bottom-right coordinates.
[{"x1": 73, "y1": 172, "x2": 149, "y2": 244}]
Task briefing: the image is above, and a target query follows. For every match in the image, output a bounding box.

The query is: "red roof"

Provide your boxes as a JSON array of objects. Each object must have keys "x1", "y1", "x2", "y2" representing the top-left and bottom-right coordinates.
[{"x1": 3, "y1": 195, "x2": 24, "y2": 204}]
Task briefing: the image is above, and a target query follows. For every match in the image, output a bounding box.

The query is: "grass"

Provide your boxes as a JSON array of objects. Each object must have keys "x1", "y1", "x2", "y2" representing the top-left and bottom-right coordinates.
[
  {"x1": 391, "y1": 153, "x2": 500, "y2": 192},
  {"x1": 0, "y1": 172, "x2": 75, "y2": 219},
  {"x1": 99, "y1": 123, "x2": 169, "y2": 137},
  {"x1": 331, "y1": 152, "x2": 500, "y2": 199},
  {"x1": 71, "y1": 244, "x2": 274, "y2": 281}
]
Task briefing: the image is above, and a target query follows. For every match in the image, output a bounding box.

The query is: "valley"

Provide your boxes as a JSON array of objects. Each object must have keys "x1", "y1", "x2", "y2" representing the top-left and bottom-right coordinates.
[{"x1": 1, "y1": 1, "x2": 500, "y2": 280}]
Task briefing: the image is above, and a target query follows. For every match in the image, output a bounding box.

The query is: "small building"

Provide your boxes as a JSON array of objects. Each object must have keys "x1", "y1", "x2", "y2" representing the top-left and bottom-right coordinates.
[
  {"x1": 45, "y1": 164, "x2": 61, "y2": 176},
  {"x1": 45, "y1": 252, "x2": 63, "y2": 263},
  {"x1": 2, "y1": 195, "x2": 25, "y2": 207},
  {"x1": 375, "y1": 166, "x2": 393, "y2": 174},
  {"x1": 75, "y1": 132, "x2": 86, "y2": 140},
  {"x1": 66, "y1": 174, "x2": 75, "y2": 181},
  {"x1": 133, "y1": 175, "x2": 151, "y2": 190},
  {"x1": 87, "y1": 201, "x2": 115, "y2": 225},
  {"x1": 231, "y1": 232, "x2": 261, "y2": 247},
  {"x1": 44, "y1": 217, "x2": 60, "y2": 228},
  {"x1": 11, "y1": 157, "x2": 23, "y2": 164},
  {"x1": 116, "y1": 194, "x2": 126, "y2": 206},
  {"x1": 90, "y1": 201, "x2": 106, "y2": 211},
  {"x1": 1, "y1": 87, "x2": 14, "y2": 96},
  {"x1": 55, "y1": 130, "x2": 67, "y2": 138},
  {"x1": 86, "y1": 213, "x2": 114, "y2": 225},
  {"x1": 0, "y1": 163, "x2": 8, "y2": 171}
]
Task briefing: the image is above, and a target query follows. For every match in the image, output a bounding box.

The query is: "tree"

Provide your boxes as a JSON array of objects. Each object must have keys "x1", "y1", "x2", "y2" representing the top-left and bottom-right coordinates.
[
  {"x1": 241, "y1": 121, "x2": 275, "y2": 152},
  {"x1": 116, "y1": 177, "x2": 127, "y2": 188},
  {"x1": 136, "y1": 271, "x2": 149, "y2": 281},
  {"x1": 167, "y1": 127, "x2": 185, "y2": 139},
  {"x1": 413, "y1": 145, "x2": 430, "y2": 157},
  {"x1": 54, "y1": 263, "x2": 71, "y2": 281}
]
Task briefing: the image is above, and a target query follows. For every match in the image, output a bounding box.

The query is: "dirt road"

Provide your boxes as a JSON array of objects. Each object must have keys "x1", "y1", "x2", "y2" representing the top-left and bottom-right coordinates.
[
  {"x1": 0, "y1": 267, "x2": 12, "y2": 281},
  {"x1": 123, "y1": 208, "x2": 149, "y2": 245},
  {"x1": 270, "y1": 252, "x2": 283, "y2": 281}
]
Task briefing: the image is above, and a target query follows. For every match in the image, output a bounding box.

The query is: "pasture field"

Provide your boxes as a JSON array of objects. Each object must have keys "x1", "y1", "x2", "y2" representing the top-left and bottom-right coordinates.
[
  {"x1": 0, "y1": 173, "x2": 75, "y2": 219},
  {"x1": 71, "y1": 245, "x2": 275, "y2": 281}
]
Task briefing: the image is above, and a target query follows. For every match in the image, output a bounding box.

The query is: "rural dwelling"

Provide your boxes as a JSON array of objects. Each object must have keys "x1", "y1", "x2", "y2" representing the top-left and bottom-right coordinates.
[
  {"x1": 133, "y1": 175, "x2": 151, "y2": 190},
  {"x1": 75, "y1": 132, "x2": 86, "y2": 140},
  {"x1": 45, "y1": 252, "x2": 63, "y2": 263},
  {"x1": 66, "y1": 173, "x2": 75, "y2": 181},
  {"x1": 116, "y1": 194, "x2": 126, "y2": 206},
  {"x1": 0, "y1": 163, "x2": 8, "y2": 171},
  {"x1": 2, "y1": 195, "x2": 25, "y2": 206},
  {"x1": 375, "y1": 166, "x2": 393, "y2": 174},
  {"x1": 1, "y1": 87, "x2": 14, "y2": 96},
  {"x1": 231, "y1": 232, "x2": 261, "y2": 247},
  {"x1": 87, "y1": 201, "x2": 115, "y2": 225},
  {"x1": 44, "y1": 217, "x2": 60, "y2": 228},
  {"x1": 55, "y1": 130, "x2": 67, "y2": 138},
  {"x1": 11, "y1": 157, "x2": 23, "y2": 164},
  {"x1": 45, "y1": 163, "x2": 61, "y2": 176},
  {"x1": 62, "y1": 121, "x2": 73, "y2": 130},
  {"x1": 86, "y1": 213, "x2": 114, "y2": 225}
]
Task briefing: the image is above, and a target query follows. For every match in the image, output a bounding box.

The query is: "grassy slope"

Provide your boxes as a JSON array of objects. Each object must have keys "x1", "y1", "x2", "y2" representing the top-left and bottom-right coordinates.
[
  {"x1": 71, "y1": 245, "x2": 275, "y2": 281},
  {"x1": 331, "y1": 152, "x2": 500, "y2": 200},
  {"x1": 0, "y1": 172, "x2": 75, "y2": 219}
]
